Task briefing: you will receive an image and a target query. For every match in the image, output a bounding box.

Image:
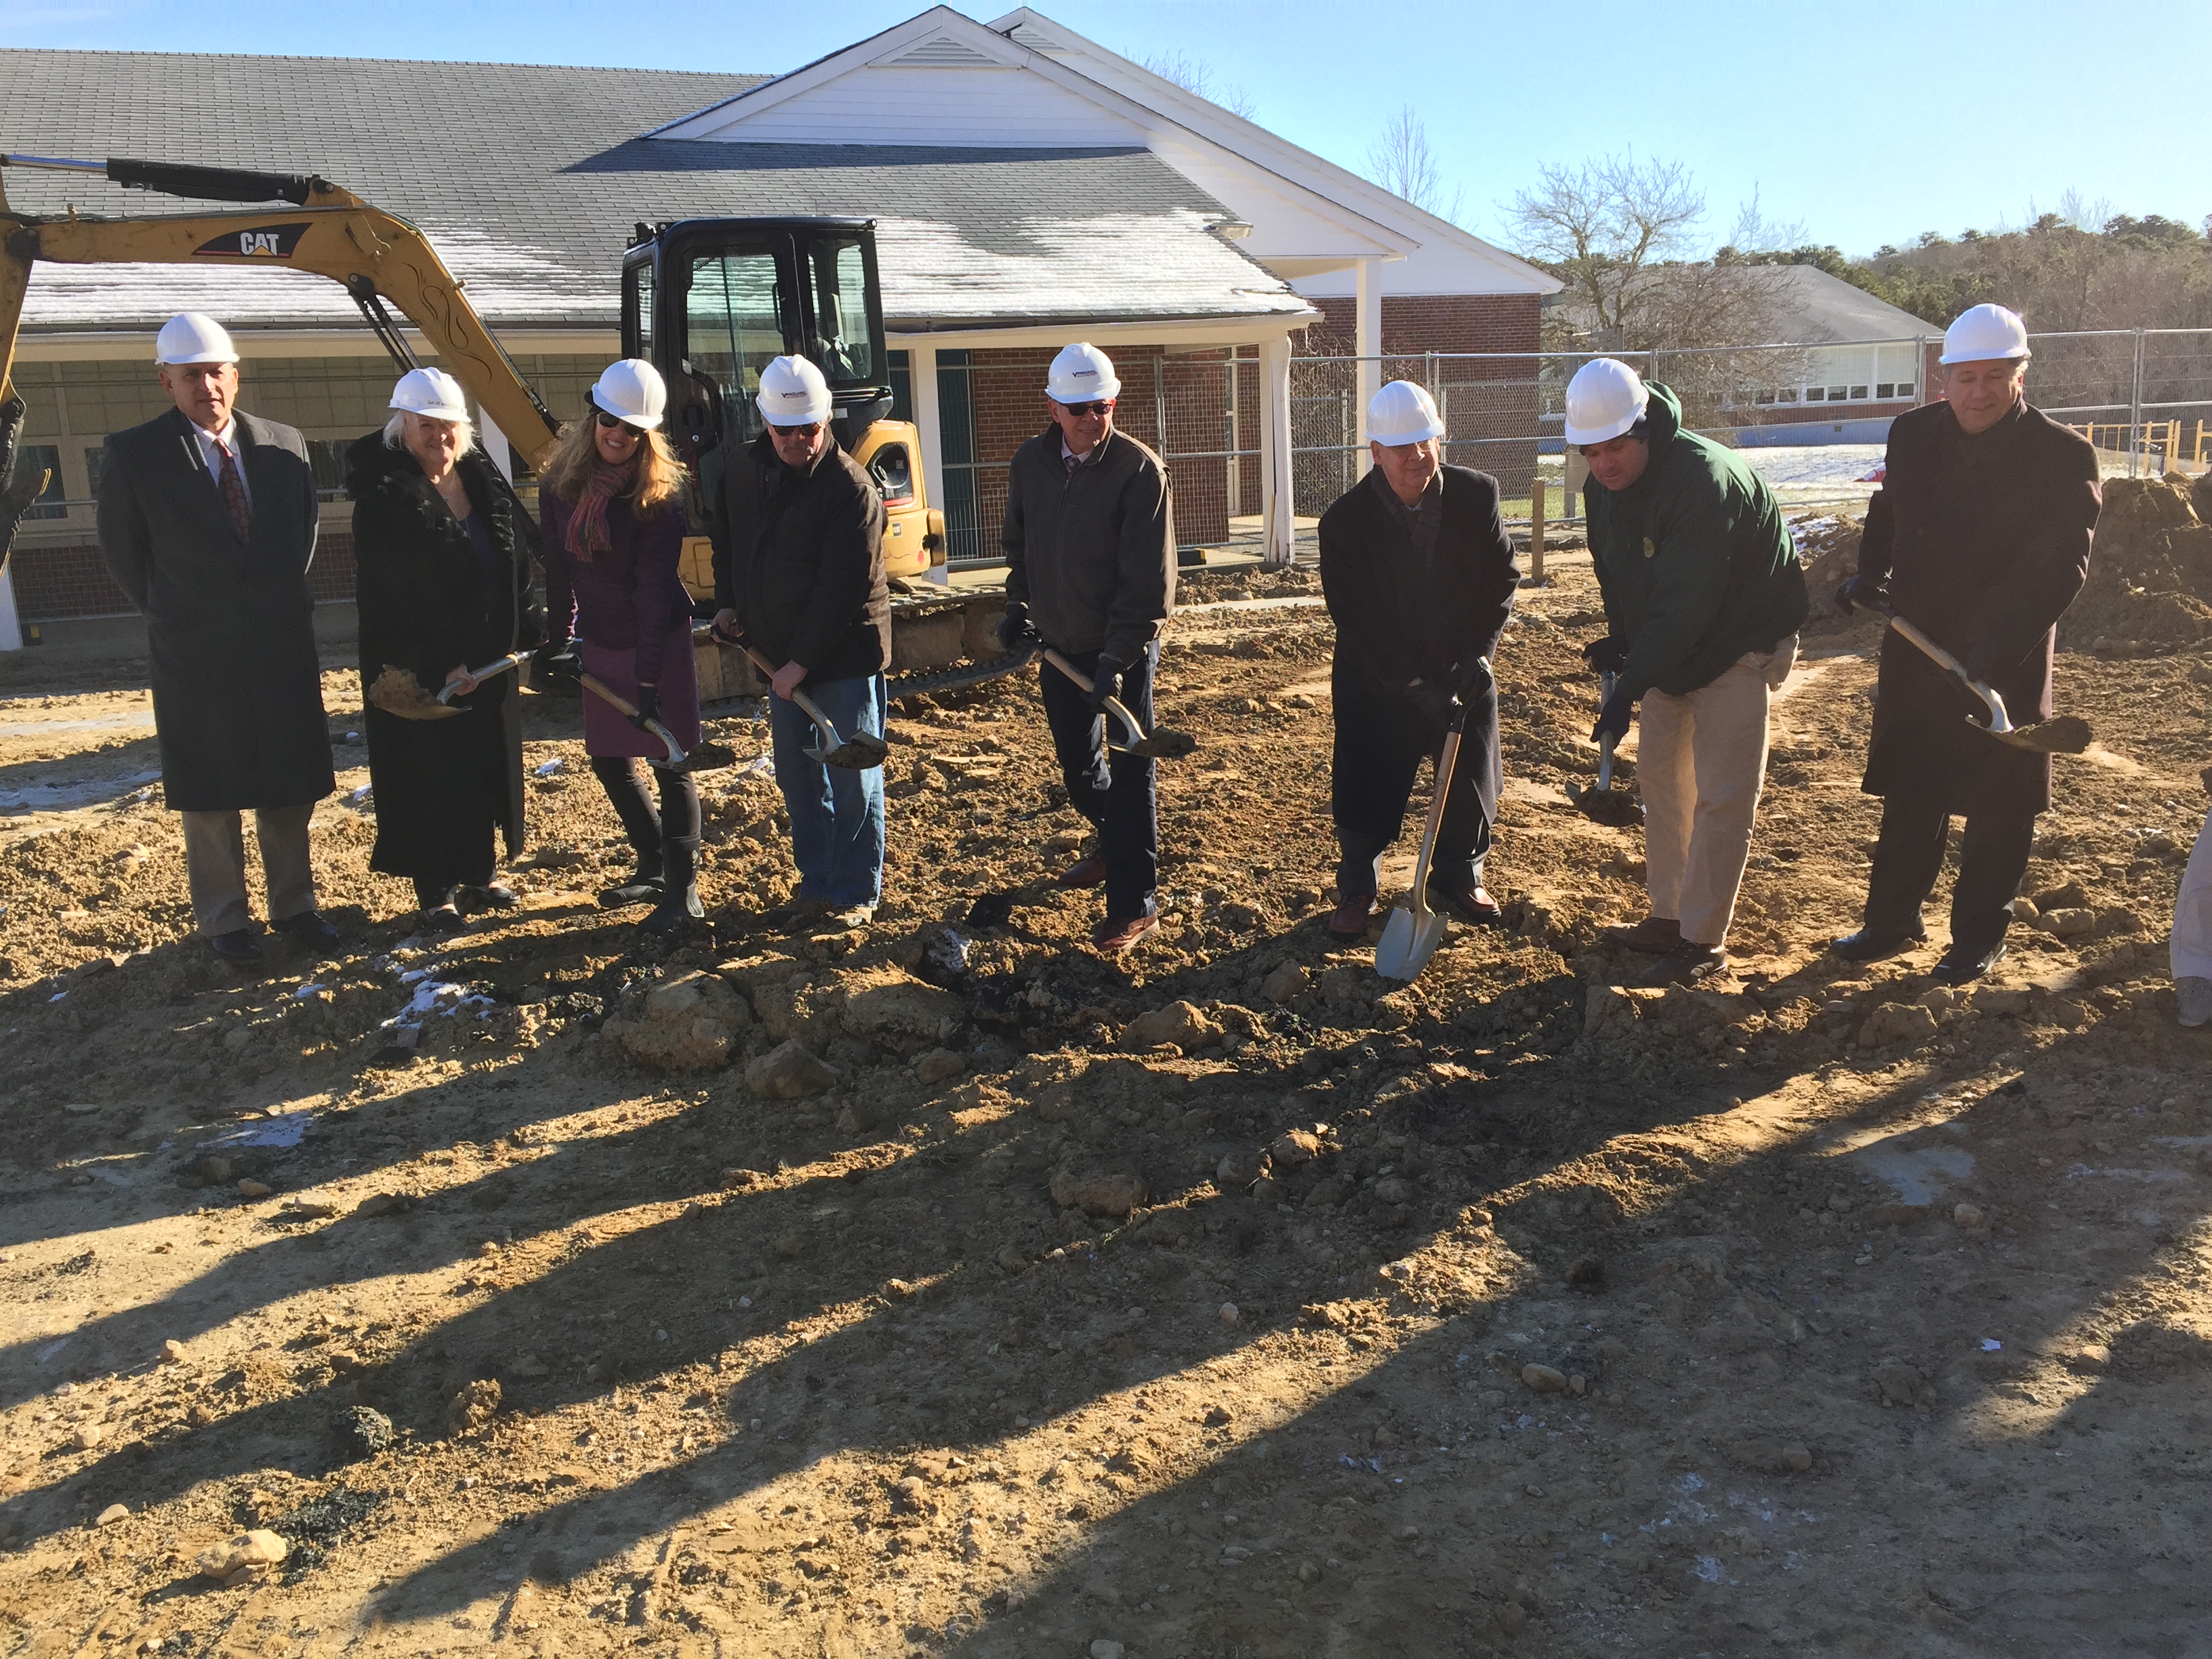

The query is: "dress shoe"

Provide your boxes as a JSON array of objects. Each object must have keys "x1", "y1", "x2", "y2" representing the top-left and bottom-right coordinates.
[
  {"x1": 1429, "y1": 879, "x2": 1503, "y2": 925},
  {"x1": 207, "y1": 927, "x2": 262, "y2": 965},
  {"x1": 824, "y1": 903, "x2": 877, "y2": 930},
  {"x1": 1602, "y1": 915, "x2": 1681, "y2": 954},
  {"x1": 419, "y1": 905, "x2": 467, "y2": 935},
  {"x1": 1056, "y1": 855, "x2": 1109, "y2": 889},
  {"x1": 460, "y1": 883, "x2": 520, "y2": 912},
  {"x1": 1640, "y1": 940, "x2": 1727, "y2": 987},
  {"x1": 1931, "y1": 939, "x2": 2007, "y2": 985},
  {"x1": 1328, "y1": 893, "x2": 1378, "y2": 940},
  {"x1": 273, "y1": 909, "x2": 340, "y2": 947},
  {"x1": 2178, "y1": 976, "x2": 2212, "y2": 1029},
  {"x1": 1829, "y1": 926, "x2": 1927, "y2": 964},
  {"x1": 1092, "y1": 913, "x2": 1159, "y2": 954}
]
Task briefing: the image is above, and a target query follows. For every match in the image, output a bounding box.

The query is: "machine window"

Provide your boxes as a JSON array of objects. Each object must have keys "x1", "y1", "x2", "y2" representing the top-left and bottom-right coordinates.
[
  {"x1": 685, "y1": 251, "x2": 786, "y2": 425},
  {"x1": 869, "y1": 441, "x2": 915, "y2": 505},
  {"x1": 808, "y1": 237, "x2": 874, "y2": 386}
]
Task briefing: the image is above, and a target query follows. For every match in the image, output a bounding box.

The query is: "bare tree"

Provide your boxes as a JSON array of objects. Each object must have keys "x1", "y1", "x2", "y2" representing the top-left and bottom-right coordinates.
[
  {"x1": 1504, "y1": 153, "x2": 1704, "y2": 342},
  {"x1": 1365, "y1": 105, "x2": 1464, "y2": 224},
  {"x1": 1141, "y1": 51, "x2": 1256, "y2": 120}
]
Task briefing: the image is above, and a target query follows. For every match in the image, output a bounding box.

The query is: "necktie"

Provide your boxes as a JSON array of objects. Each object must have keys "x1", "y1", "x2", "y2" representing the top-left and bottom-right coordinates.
[
  {"x1": 1063, "y1": 451, "x2": 1081, "y2": 478},
  {"x1": 215, "y1": 439, "x2": 251, "y2": 544}
]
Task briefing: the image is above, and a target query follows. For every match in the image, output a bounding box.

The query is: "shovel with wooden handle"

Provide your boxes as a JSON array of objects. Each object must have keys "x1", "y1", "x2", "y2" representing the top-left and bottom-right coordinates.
[
  {"x1": 1040, "y1": 648, "x2": 1198, "y2": 760},
  {"x1": 1571, "y1": 668, "x2": 1645, "y2": 826},
  {"x1": 1874, "y1": 605, "x2": 2092, "y2": 755},
  {"x1": 436, "y1": 649, "x2": 533, "y2": 705},
  {"x1": 730, "y1": 640, "x2": 888, "y2": 770},
  {"x1": 1375, "y1": 701, "x2": 1467, "y2": 983},
  {"x1": 575, "y1": 673, "x2": 737, "y2": 774}
]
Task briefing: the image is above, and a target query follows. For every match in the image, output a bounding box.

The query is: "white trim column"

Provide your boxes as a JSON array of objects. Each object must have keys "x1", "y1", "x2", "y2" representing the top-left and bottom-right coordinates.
[
  {"x1": 478, "y1": 410, "x2": 514, "y2": 482},
  {"x1": 1354, "y1": 256, "x2": 1382, "y2": 476},
  {"x1": 905, "y1": 342, "x2": 949, "y2": 587},
  {"x1": 0, "y1": 562, "x2": 22, "y2": 651},
  {"x1": 1259, "y1": 332, "x2": 1294, "y2": 570}
]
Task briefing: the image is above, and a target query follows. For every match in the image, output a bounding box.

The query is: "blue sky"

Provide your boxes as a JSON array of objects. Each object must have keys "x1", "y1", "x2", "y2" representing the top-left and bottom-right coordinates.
[{"x1": 7, "y1": 0, "x2": 2208, "y2": 258}]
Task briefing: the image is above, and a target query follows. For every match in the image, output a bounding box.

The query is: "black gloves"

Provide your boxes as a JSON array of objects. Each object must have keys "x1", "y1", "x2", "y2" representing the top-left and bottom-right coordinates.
[
  {"x1": 997, "y1": 602, "x2": 1040, "y2": 652},
  {"x1": 1580, "y1": 636, "x2": 1629, "y2": 674},
  {"x1": 1407, "y1": 681, "x2": 1460, "y2": 732},
  {"x1": 1454, "y1": 657, "x2": 1496, "y2": 700},
  {"x1": 1834, "y1": 573, "x2": 1887, "y2": 616},
  {"x1": 1088, "y1": 657, "x2": 1126, "y2": 713},
  {"x1": 1592, "y1": 684, "x2": 1636, "y2": 745},
  {"x1": 538, "y1": 642, "x2": 581, "y2": 682},
  {"x1": 629, "y1": 684, "x2": 661, "y2": 731}
]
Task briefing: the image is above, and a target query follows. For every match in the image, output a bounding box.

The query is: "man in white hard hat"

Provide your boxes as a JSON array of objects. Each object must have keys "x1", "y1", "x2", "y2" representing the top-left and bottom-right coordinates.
[
  {"x1": 1570, "y1": 356, "x2": 1807, "y2": 987},
  {"x1": 96, "y1": 313, "x2": 337, "y2": 966},
  {"x1": 998, "y1": 342, "x2": 1175, "y2": 953},
  {"x1": 1831, "y1": 303, "x2": 2100, "y2": 984},
  {"x1": 1317, "y1": 380, "x2": 1519, "y2": 941},
  {"x1": 710, "y1": 354, "x2": 890, "y2": 928}
]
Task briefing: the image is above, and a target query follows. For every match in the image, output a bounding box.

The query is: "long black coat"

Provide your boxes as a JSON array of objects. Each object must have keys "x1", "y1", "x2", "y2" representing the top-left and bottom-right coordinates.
[
  {"x1": 348, "y1": 435, "x2": 545, "y2": 880},
  {"x1": 1855, "y1": 398, "x2": 2100, "y2": 815},
  {"x1": 96, "y1": 407, "x2": 333, "y2": 812}
]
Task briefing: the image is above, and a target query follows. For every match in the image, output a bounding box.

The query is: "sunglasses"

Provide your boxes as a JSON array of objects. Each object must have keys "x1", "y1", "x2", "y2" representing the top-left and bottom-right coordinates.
[
  {"x1": 594, "y1": 409, "x2": 644, "y2": 438},
  {"x1": 769, "y1": 422, "x2": 823, "y2": 440},
  {"x1": 1061, "y1": 400, "x2": 1114, "y2": 419}
]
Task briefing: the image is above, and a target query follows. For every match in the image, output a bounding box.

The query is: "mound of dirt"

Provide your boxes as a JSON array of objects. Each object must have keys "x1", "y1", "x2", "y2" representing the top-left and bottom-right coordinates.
[
  {"x1": 2067, "y1": 476, "x2": 2212, "y2": 656},
  {"x1": 1793, "y1": 512, "x2": 1867, "y2": 631}
]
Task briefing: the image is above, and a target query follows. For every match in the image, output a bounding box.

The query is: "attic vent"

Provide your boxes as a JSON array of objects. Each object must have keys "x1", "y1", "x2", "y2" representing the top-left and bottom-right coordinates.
[
  {"x1": 1004, "y1": 22, "x2": 1065, "y2": 50},
  {"x1": 889, "y1": 35, "x2": 1002, "y2": 68}
]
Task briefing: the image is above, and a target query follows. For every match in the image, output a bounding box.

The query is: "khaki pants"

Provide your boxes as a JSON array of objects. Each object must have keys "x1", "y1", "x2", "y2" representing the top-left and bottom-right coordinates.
[
  {"x1": 1637, "y1": 636, "x2": 1797, "y2": 947},
  {"x1": 180, "y1": 804, "x2": 318, "y2": 938}
]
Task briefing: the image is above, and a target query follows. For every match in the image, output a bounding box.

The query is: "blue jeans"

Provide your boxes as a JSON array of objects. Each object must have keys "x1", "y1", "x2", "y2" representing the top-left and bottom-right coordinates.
[
  {"x1": 768, "y1": 673, "x2": 888, "y2": 907},
  {"x1": 1040, "y1": 640, "x2": 1159, "y2": 922}
]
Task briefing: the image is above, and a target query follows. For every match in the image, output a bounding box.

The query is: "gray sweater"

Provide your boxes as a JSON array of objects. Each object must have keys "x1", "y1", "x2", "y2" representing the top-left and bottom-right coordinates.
[{"x1": 1000, "y1": 424, "x2": 1175, "y2": 663}]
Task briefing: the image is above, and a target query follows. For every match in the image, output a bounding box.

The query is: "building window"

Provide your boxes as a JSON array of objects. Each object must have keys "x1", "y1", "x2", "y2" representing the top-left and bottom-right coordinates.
[
  {"x1": 1778, "y1": 389, "x2": 1798, "y2": 403},
  {"x1": 1849, "y1": 385, "x2": 1868, "y2": 400},
  {"x1": 888, "y1": 349, "x2": 912, "y2": 424},
  {"x1": 16, "y1": 445, "x2": 66, "y2": 519},
  {"x1": 1826, "y1": 387, "x2": 1847, "y2": 401},
  {"x1": 935, "y1": 349, "x2": 981, "y2": 564},
  {"x1": 1805, "y1": 388, "x2": 1825, "y2": 402},
  {"x1": 1755, "y1": 390, "x2": 1775, "y2": 405},
  {"x1": 1877, "y1": 383, "x2": 1896, "y2": 399}
]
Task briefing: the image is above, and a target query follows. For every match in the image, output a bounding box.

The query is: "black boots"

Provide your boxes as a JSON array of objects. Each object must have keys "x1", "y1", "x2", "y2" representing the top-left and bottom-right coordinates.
[
  {"x1": 640, "y1": 836, "x2": 703, "y2": 934},
  {"x1": 598, "y1": 848, "x2": 664, "y2": 909}
]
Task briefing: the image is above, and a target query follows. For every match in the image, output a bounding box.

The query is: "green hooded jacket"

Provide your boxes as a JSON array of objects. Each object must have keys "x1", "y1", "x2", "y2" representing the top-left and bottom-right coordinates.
[{"x1": 1584, "y1": 382, "x2": 1807, "y2": 701}]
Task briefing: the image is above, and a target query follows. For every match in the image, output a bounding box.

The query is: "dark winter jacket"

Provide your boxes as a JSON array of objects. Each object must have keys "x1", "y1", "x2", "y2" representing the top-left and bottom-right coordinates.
[
  {"x1": 1854, "y1": 397, "x2": 2100, "y2": 815},
  {"x1": 1002, "y1": 424, "x2": 1175, "y2": 664},
  {"x1": 348, "y1": 434, "x2": 546, "y2": 866},
  {"x1": 710, "y1": 431, "x2": 890, "y2": 684},
  {"x1": 539, "y1": 484, "x2": 691, "y2": 684},
  {"x1": 1585, "y1": 382, "x2": 1807, "y2": 701},
  {"x1": 1319, "y1": 464, "x2": 1519, "y2": 698},
  {"x1": 96, "y1": 406, "x2": 333, "y2": 813}
]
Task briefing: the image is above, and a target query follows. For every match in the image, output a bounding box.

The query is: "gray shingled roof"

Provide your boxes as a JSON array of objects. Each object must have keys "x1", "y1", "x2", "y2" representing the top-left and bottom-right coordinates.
[{"x1": 0, "y1": 48, "x2": 1309, "y2": 337}]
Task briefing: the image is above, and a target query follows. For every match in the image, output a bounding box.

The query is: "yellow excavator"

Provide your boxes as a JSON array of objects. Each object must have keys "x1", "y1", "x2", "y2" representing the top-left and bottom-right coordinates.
[{"x1": 0, "y1": 153, "x2": 1011, "y2": 695}]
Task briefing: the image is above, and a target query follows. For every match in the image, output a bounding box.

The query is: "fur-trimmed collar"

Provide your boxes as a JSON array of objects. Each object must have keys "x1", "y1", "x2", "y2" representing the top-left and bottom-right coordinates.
[{"x1": 345, "y1": 430, "x2": 499, "y2": 508}]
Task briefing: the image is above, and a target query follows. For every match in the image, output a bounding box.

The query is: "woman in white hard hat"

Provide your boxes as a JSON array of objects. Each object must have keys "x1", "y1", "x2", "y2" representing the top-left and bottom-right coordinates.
[
  {"x1": 535, "y1": 361, "x2": 705, "y2": 933},
  {"x1": 348, "y1": 368, "x2": 546, "y2": 931}
]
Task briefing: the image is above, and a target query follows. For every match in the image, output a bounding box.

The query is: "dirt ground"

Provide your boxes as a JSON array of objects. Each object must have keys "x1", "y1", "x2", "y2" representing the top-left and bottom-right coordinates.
[{"x1": 1, "y1": 489, "x2": 2211, "y2": 1659}]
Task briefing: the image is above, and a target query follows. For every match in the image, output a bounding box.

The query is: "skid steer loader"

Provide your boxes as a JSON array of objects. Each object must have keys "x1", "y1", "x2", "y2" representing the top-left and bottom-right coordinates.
[{"x1": 0, "y1": 152, "x2": 1018, "y2": 698}]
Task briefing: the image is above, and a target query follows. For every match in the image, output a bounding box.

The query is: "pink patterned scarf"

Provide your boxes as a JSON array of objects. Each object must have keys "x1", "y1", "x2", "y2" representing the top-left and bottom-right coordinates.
[{"x1": 564, "y1": 459, "x2": 636, "y2": 562}]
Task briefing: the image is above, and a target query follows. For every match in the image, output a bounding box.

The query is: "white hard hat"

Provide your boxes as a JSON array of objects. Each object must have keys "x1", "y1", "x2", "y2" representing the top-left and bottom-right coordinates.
[
  {"x1": 590, "y1": 359, "x2": 668, "y2": 430},
  {"x1": 1940, "y1": 303, "x2": 2032, "y2": 365},
  {"x1": 155, "y1": 312, "x2": 237, "y2": 365},
  {"x1": 1563, "y1": 357, "x2": 1650, "y2": 447},
  {"x1": 1046, "y1": 342, "x2": 1121, "y2": 404},
  {"x1": 388, "y1": 367, "x2": 470, "y2": 423},
  {"x1": 755, "y1": 355, "x2": 832, "y2": 426},
  {"x1": 1368, "y1": 380, "x2": 1446, "y2": 446}
]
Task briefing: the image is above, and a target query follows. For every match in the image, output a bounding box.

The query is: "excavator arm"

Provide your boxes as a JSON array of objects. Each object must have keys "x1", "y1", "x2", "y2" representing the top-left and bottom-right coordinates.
[{"x1": 0, "y1": 154, "x2": 564, "y2": 569}]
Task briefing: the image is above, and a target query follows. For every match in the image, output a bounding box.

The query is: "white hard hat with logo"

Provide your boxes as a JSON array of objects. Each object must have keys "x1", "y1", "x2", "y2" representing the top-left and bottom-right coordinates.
[
  {"x1": 755, "y1": 355, "x2": 833, "y2": 426},
  {"x1": 590, "y1": 359, "x2": 668, "y2": 430},
  {"x1": 388, "y1": 367, "x2": 470, "y2": 423},
  {"x1": 155, "y1": 312, "x2": 239, "y2": 365},
  {"x1": 1939, "y1": 303, "x2": 2032, "y2": 365},
  {"x1": 1368, "y1": 380, "x2": 1446, "y2": 446},
  {"x1": 1046, "y1": 342, "x2": 1121, "y2": 404},
  {"x1": 1563, "y1": 358, "x2": 1650, "y2": 446}
]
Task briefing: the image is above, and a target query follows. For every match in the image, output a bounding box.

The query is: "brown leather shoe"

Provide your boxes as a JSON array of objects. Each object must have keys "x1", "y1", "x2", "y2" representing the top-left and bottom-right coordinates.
[
  {"x1": 1603, "y1": 914, "x2": 1681, "y2": 954},
  {"x1": 1091, "y1": 913, "x2": 1159, "y2": 954},
  {"x1": 1328, "y1": 893, "x2": 1379, "y2": 940},
  {"x1": 1057, "y1": 855, "x2": 1109, "y2": 888},
  {"x1": 1429, "y1": 880, "x2": 1503, "y2": 925},
  {"x1": 1639, "y1": 941, "x2": 1726, "y2": 987}
]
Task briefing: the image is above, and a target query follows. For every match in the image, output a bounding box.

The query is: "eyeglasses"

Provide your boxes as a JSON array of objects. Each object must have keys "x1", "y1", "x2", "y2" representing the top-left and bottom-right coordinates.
[
  {"x1": 769, "y1": 422, "x2": 823, "y2": 440},
  {"x1": 1061, "y1": 401, "x2": 1114, "y2": 419},
  {"x1": 594, "y1": 409, "x2": 644, "y2": 438}
]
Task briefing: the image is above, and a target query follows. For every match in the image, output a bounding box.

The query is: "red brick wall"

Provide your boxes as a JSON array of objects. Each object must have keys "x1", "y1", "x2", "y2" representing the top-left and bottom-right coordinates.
[{"x1": 12, "y1": 532, "x2": 359, "y2": 622}]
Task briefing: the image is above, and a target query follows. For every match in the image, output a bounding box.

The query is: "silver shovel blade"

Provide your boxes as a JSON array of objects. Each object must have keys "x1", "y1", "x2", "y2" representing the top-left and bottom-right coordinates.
[{"x1": 1374, "y1": 903, "x2": 1448, "y2": 982}]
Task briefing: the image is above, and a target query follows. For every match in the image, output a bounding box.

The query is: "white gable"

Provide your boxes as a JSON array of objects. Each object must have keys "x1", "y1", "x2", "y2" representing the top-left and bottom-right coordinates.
[{"x1": 664, "y1": 63, "x2": 1141, "y2": 148}]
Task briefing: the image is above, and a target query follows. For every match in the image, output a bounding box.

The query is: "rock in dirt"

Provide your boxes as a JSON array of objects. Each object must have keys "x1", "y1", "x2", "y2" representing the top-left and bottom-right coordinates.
[
  {"x1": 1216, "y1": 1148, "x2": 1267, "y2": 1187},
  {"x1": 442, "y1": 1378, "x2": 501, "y2": 1437},
  {"x1": 1091, "y1": 1642, "x2": 1127, "y2": 1659},
  {"x1": 1496, "y1": 1601, "x2": 1528, "y2": 1636},
  {"x1": 1971, "y1": 985, "x2": 2029, "y2": 1016},
  {"x1": 1218, "y1": 1303, "x2": 1240, "y2": 1326},
  {"x1": 745, "y1": 1038, "x2": 837, "y2": 1099},
  {"x1": 237, "y1": 1179, "x2": 273, "y2": 1199},
  {"x1": 1860, "y1": 1002, "x2": 1939, "y2": 1046},
  {"x1": 605, "y1": 970, "x2": 752, "y2": 1071},
  {"x1": 1122, "y1": 1000, "x2": 1221, "y2": 1054},
  {"x1": 1050, "y1": 1169, "x2": 1147, "y2": 1218},
  {"x1": 1870, "y1": 1361, "x2": 1935, "y2": 1409},
  {"x1": 1521, "y1": 1364, "x2": 1569, "y2": 1393},
  {"x1": 352, "y1": 1191, "x2": 417, "y2": 1218},
  {"x1": 159, "y1": 1339, "x2": 188, "y2": 1365},
  {"x1": 333, "y1": 1406, "x2": 394, "y2": 1460},
  {"x1": 1269, "y1": 1128, "x2": 1325, "y2": 1167},
  {"x1": 914, "y1": 1047, "x2": 966, "y2": 1085},
  {"x1": 842, "y1": 967, "x2": 966, "y2": 1051},
  {"x1": 197, "y1": 1529, "x2": 287, "y2": 1585},
  {"x1": 1952, "y1": 1203, "x2": 1986, "y2": 1229},
  {"x1": 95, "y1": 1503, "x2": 128, "y2": 1527},
  {"x1": 72, "y1": 1424, "x2": 106, "y2": 1450},
  {"x1": 1259, "y1": 962, "x2": 1309, "y2": 1004}
]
